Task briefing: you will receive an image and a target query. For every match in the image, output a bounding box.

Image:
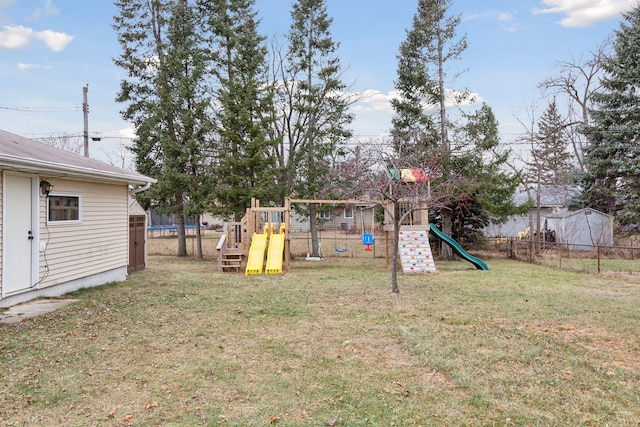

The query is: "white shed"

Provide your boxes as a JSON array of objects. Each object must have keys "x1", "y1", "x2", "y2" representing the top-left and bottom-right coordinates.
[
  {"x1": 0, "y1": 130, "x2": 155, "y2": 308},
  {"x1": 546, "y1": 208, "x2": 614, "y2": 250}
]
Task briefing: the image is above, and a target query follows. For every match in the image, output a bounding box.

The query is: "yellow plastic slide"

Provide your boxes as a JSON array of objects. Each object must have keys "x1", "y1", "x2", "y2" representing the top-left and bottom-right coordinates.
[
  {"x1": 245, "y1": 233, "x2": 268, "y2": 275},
  {"x1": 265, "y1": 233, "x2": 285, "y2": 275}
]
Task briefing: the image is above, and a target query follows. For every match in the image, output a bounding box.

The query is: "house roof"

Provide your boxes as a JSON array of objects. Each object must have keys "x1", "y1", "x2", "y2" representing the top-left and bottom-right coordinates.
[
  {"x1": 0, "y1": 130, "x2": 155, "y2": 186},
  {"x1": 546, "y1": 207, "x2": 612, "y2": 219},
  {"x1": 514, "y1": 185, "x2": 580, "y2": 207}
]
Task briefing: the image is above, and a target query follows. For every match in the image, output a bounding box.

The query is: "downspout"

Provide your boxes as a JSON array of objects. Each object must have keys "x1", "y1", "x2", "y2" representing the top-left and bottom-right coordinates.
[{"x1": 131, "y1": 181, "x2": 152, "y2": 194}]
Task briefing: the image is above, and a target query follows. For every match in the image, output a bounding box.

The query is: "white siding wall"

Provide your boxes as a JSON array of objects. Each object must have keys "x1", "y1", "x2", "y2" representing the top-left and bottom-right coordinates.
[
  {"x1": 0, "y1": 172, "x2": 3, "y2": 295},
  {"x1": 548, "y1": 209, "x2": 614, "y2": 250},
  {"x1": 37, "y1": 178, "x2": 129, "y2": 288}
]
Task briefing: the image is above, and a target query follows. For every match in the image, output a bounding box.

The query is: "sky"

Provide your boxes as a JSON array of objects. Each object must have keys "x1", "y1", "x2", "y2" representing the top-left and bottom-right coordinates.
[{"x1": 1, "y1": 0, "x2": 638, "y2": 167}]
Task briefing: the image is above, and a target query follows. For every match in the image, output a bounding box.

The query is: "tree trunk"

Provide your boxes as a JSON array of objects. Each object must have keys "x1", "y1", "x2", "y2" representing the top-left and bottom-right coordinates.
[
  {"x1": 440, "y1": 210, "x2": 454, "y2": 260},
  {"x1": 308, "y1": 203, "x2": 321, "y2": 258},
  {"x1": 176, "y1": 200, "x2": 188, "y2": 257},
  {"x1": 391, "y1": 214, "x2": 400, "y2": 294},
  {"x1": 387, "y1": 201, "x2": 405, "y2": 294},
  {"x1": 436, "y1": 25, "x2": 453, "y2": 261},
  {"x1": 195, "y1": 214, "x2": 203, "y2": 260},
  {"x1": 535, "y1": 167, "x2": 542, "y2": 254}
]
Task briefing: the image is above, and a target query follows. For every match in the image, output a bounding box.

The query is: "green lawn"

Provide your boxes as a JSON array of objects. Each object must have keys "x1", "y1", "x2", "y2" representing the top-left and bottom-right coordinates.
[{"x1": 1, "y1": 256, "x2": 639, "y2": 426}]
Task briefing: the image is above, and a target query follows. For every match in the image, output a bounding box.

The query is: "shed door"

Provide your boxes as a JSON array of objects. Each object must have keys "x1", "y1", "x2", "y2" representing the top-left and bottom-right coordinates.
[
  {"x1": 3, "y1": 173, "x2": 37, "y2": 295},
  {"x1": 128, "y1": 215, "x2": 146, "y2": 273}
]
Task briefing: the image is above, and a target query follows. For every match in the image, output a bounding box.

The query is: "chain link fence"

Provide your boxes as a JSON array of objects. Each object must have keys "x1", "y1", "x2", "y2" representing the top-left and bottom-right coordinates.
[{"x1": 486, "y1": 238, "x2": 640, "y2": 275}]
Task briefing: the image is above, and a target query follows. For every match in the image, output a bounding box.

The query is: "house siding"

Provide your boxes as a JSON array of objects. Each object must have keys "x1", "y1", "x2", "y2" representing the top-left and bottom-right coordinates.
[
  {"x1": 37, "y1": 178, "x2": 128, "y2": 288},
  {"x1": 0, "y1": 173, "x2": 3, "y2": 296}
]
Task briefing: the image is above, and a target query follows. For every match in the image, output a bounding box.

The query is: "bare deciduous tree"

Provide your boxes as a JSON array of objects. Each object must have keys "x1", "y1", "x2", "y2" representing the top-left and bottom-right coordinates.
[
  {"x1": 39, "y1": 134, "x2": 83, "y2": 155},
  {"x1": 538, "y1": 40, "x2": 609, "y2": 172}
]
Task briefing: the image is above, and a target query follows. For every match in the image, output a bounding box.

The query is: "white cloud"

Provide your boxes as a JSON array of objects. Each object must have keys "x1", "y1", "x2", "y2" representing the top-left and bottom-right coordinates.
[
  {"x1": 462, "y1": 10, "x2": 521, "y2": 33},
  {"x1": 353, "y1": 89, "x2": 396, "y2": 115},
  {"x1": 17, "y1": 62, "x2": 33, "y2": 69},
  {"x1": 532, "y1": 0, "x2": 636, "y2": 27},
  {"x1": 116, "y1": 126, "x2": 137, "y2": 140},
  {"x1": 0, "y1": 24, "x2": 72, "y2": 51},
  {"x1": 17, "y1": 62, "x2": 52, "y2": 70},
  {"x1": 349, "y1": 88, "x2": 484, "y2": 137},
  {"x1": 354, "y1": 88, "x2": 481, "y2": 115},
  {"x1": 31, "y1": 0, "x2": 59, "y2": 19},
  {"x1": 34, "y1": 29, "x2": 73, "y2": 51},
  {"x1": 0, "y1": 24, "x2": 32, "y2": 49}
]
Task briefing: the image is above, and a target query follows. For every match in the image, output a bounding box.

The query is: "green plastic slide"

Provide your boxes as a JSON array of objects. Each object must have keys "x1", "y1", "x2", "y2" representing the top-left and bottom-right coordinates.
[{"x1": 429, "y1": 223, "x2": 488, "y2": 270}]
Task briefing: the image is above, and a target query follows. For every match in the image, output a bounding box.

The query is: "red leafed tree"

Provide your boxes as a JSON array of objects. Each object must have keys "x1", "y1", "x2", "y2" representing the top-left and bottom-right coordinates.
[{"x1": 355, "y1": 144, "x2": 460, "y2": 294}]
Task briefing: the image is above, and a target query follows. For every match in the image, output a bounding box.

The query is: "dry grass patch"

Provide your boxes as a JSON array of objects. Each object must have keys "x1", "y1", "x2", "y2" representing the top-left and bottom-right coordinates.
[{"x1": 1, "y1": 257, "x2": 639, "y2": 426}]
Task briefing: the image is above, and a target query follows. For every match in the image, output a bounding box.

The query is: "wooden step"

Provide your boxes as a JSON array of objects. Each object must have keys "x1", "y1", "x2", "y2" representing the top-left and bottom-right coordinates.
[
  {"x1": 218, "y1": 248, "x2": 244, "y2": 272},
  {"x1": 224, "y1": 248, "x2": 244, "y2": 256}
]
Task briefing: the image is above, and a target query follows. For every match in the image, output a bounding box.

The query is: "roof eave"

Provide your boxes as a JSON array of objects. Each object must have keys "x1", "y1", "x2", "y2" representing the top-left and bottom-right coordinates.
[{"x1": 0, "y1": 155, "x2": 156, "y2": 186}]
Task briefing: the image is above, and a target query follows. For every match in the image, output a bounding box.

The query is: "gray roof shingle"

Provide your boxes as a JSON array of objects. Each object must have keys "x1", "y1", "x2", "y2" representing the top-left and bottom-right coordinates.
[
  {"x1": 514, "y1": 185, "x2": 580, "y2": 207},
  {"x1": 0, "y1": 129, "x2": 154, "y2": 185}
]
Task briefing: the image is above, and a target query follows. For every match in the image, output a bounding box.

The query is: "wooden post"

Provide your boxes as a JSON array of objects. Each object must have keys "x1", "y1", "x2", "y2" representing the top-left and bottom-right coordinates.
[
  {"x1": 558, "y1": 243, "x2": 562, "y2": 269},
  {"x1": 281, "y1": 198, "x2": 290, "y2": 271},
  {"x1": 83, "y1": 85, "x2": 89, "y2": 157}
]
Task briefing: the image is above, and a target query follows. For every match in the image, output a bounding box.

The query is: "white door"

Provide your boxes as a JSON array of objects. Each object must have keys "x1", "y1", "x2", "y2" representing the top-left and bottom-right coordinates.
[{"x1": 3, "y1": 173, "x2": 37, "y2": 295}]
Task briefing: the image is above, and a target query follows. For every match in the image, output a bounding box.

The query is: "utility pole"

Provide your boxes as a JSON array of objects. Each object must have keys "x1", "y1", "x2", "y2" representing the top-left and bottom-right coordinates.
[{"x1": 83, "y1": 84, "x2": 89, "y2": 157}]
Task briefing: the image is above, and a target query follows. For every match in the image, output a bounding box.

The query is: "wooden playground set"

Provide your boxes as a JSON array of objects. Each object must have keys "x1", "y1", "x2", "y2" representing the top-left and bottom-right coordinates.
[{"x1": 215, "y1": 197, "x2": 488, "y2": 275}]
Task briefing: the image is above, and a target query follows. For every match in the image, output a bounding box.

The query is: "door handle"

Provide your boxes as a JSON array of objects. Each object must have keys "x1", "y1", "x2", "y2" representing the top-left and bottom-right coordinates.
[{"x1": 28, "y1": 231, "x2": 34, "y2": 240}]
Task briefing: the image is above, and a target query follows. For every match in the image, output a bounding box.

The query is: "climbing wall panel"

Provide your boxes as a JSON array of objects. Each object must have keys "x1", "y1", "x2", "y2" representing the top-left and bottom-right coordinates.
[{"x1": 398, "y1": 227, "x2": 436, "y2": 273}]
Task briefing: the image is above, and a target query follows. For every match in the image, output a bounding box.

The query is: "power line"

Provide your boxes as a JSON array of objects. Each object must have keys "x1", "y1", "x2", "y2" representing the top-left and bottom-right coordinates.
[{"x1": 0, "y1": 105, "x2": 81, "y2": 113}]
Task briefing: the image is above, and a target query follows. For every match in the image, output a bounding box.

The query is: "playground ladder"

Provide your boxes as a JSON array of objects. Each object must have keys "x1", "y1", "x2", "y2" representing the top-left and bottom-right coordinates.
[{"x1": 218, "y1": 247, "x2": 244, "y2": 272}]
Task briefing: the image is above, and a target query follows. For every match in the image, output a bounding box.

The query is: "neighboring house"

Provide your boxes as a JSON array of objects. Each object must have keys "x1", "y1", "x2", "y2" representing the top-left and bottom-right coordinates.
[
  {"x1": 485, "y1": 185, "x2": 581, "y2": 239},
  {"x1": 0, "y1": 130, "x2": 155, "y2": 308},
  {"x1": 289, "y1": 203, "x2": 376, "y2": 234},
  {"x1": 546, "y1": 208, "x2": 614, "y2": 250},
  {"x1": 485, "y1": 185, "x2": 613, "y2": 249},
  {"x1": 483, "y1": 185, "x2": 614, "y2": 249}
]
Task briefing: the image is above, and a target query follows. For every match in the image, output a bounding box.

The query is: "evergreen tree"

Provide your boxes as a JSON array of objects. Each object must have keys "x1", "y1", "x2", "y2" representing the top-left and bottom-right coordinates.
[
  {"x1": 450, "y1": 104, "x2": 527, "y2": 243},
  {"x1": 391, "y1": 0, "x2": 467, "y2": 160},
  {"x1": 580, "y1": 5, "x2": 640, "y2": 230},
  {"x1": 271, "y1": 0, "x2": 354, "y2": 257},
  {"x1": 390, "y1": 25, "x2": 439, "y2": 158},
  {"x1": 197, "y1": 0, "x2": 278, "y2": 220},
  {"x1": 114, "y1": 0, "x2": 213, "y2": 257},
  {"x1": 391, "y1": 0, "x2": 469, "y2": 256},
  {"x1": 530, "y1": 99, "x2": 574, "y2": 185}
]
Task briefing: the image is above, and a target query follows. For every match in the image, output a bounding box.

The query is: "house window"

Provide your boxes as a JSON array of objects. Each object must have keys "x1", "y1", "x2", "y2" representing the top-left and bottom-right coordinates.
[
  {"x1": 343, "y1": 206, "x2": 354, "y2": 219},
  {"x1": 48, "y1": 194, "x2": 81, "y2": 223},
  {"x1": 319, "y1": 210, "x2": 331, "y2": 220}
]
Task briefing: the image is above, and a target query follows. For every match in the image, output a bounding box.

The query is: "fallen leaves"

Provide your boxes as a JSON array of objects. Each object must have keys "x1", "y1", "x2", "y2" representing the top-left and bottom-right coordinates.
[
  {"x1": 107, "y1": 404, "x2": 122, "y2": 418},
  {"x1": 108, "y1": 401, "x2": 157, "y2": 421}
]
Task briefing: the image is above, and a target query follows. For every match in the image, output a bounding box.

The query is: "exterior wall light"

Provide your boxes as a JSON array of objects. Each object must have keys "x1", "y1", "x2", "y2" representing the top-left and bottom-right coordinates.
[{"x1": 40, "y1": 180, "x2": 53, "y2": 196}]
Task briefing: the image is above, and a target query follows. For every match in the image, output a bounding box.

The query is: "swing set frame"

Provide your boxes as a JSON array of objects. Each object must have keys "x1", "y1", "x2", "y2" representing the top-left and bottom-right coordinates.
[
  {"x1": 287, "y1": 198, "x2": 377, "y2": 258},
  {"x1": 218, "y1": 197, "x2": 416, "y2": 272}
]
